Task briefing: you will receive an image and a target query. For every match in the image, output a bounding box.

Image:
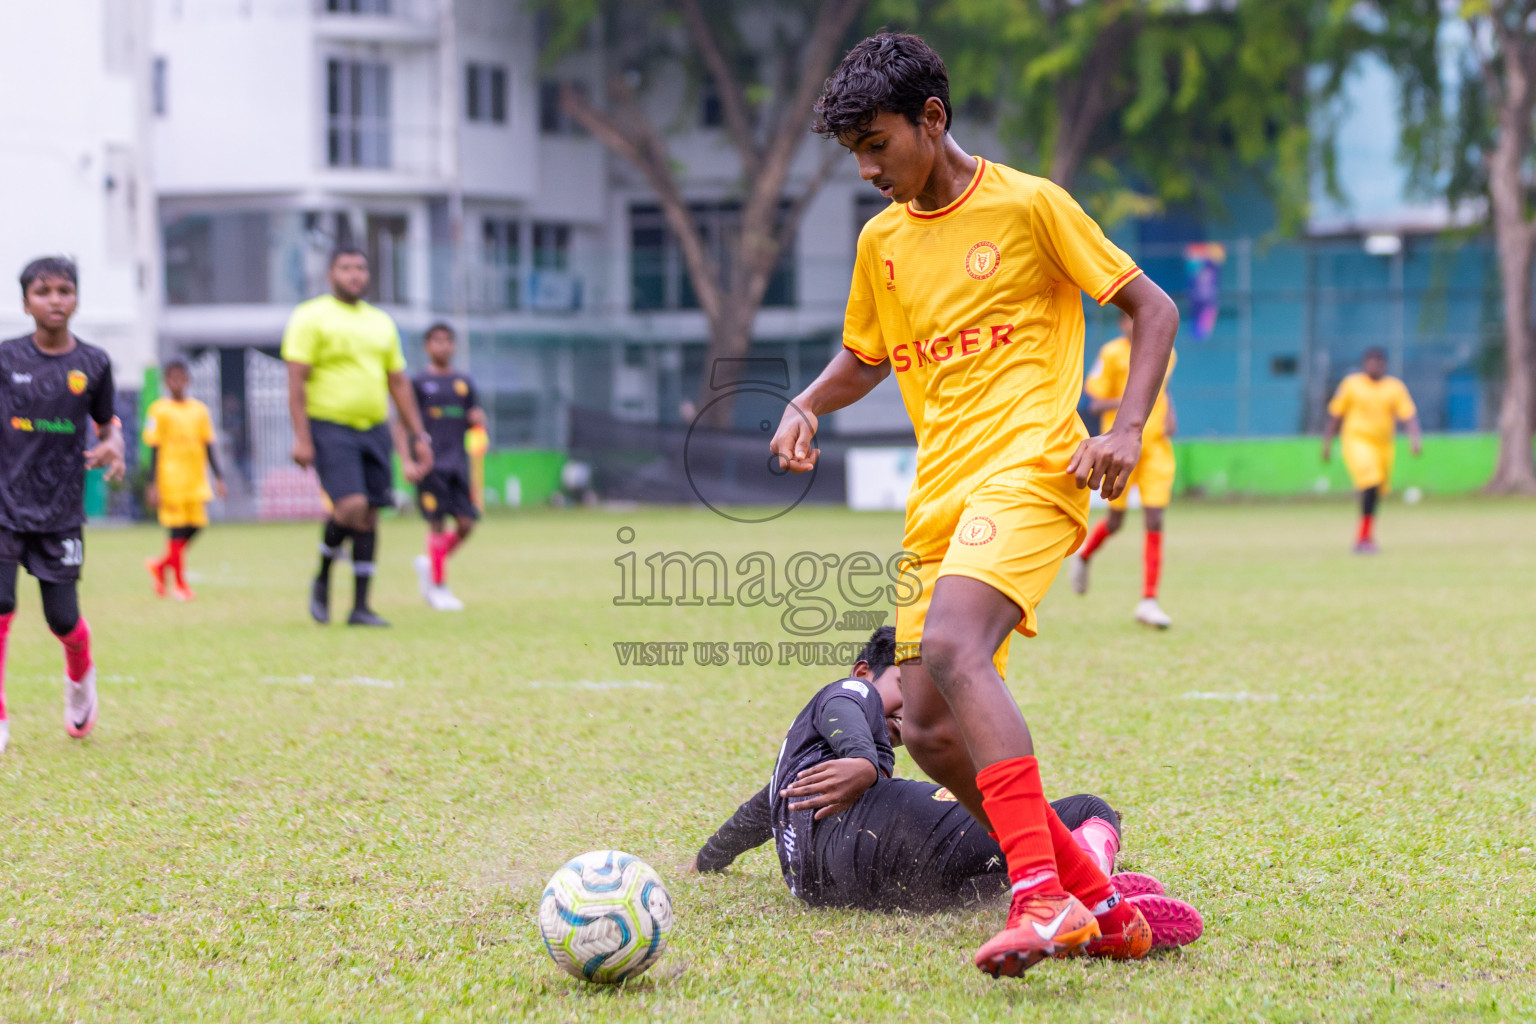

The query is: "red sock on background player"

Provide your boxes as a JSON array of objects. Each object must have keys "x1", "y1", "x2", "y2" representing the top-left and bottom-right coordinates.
[
  {"x1": 428, "y1": 531, "x2": 463, "y2": 587},
  {"x1": 1143, "y1": 530, "x2": 1162, "y2": 598},
  {"x1": 1079, "y1": 520, "x2": 1111, "y2": 561}
]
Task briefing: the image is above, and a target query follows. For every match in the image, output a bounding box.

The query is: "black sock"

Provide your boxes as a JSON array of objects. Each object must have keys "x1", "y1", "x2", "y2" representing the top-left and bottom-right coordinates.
[
  {"x1": 318, "y1": 519, "x2": 349, "y2": 585},
  {"x1": 1361, "y1": 486, "x2": 1380, "y2": 517},
  {"x1": 351, "y1": 529, "x2": 377, "y2": 610}
]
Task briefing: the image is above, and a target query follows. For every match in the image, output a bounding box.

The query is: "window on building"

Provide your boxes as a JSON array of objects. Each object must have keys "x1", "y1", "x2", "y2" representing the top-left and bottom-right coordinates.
[
  {"x1": 327, "y1": 0, "x2": 392, "y2": 12},
  {"x1": 466, "y1": 63, "x2": 508, "y2": 124},
  {"x1": 482, "y1": 218, "x2": 520, "y2": 310},
  {"x1": 366, "y1": 213, "x2": 409, "y2": 304},
  {"x1": 327, "y1": 58, "x2": 391, "y2": 168},
  {"x1": 163, "y1": 212, "x2": 272, "y2": 305},
  {"x1": 630, "y1": 202, "x2": 796, "y2": 311},
  {"x1": 701, "y1": 81, "x2": 723, "y2": 128},
  {"x1": 533, "y1": 223, "x2": 570, "y2": 271},
  {"x1": 152, "y1": 57, "x2": 168, "y2": 117},
  {"x1": 538, "y1": 80, "x2": 587, "y2": 135}
]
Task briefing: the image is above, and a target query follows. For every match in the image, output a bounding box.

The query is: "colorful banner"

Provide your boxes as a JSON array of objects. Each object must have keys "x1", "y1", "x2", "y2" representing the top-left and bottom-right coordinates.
[{"x1": 1183, "y1": 243, "x2": 1226, "y2": 341}]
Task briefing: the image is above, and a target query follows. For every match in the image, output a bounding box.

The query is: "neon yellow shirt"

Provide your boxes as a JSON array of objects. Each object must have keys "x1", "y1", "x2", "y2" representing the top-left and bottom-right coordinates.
[{"x1": 280, "y1": 295, "x2": 405, "y2": 430}]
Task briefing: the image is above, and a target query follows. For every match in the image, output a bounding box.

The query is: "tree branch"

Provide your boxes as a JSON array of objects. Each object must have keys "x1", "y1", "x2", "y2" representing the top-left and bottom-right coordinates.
[
  {"x1": 560, "y1": 81, "x2": 725, "y2": 324},
  {"x1": 675, "y1": 0, "x2": 759, "y2": 164}
]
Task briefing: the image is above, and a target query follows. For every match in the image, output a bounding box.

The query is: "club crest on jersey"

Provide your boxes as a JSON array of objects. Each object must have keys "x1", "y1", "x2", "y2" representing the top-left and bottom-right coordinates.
[
  {"x1": 931, "y1": 787, "x2": 959, "y2": 802},
  {"x1": 957, "y1": 515, "x2": 997, "y2": 546},
  {"x1": 67, "y1": 370, "x2": 88, "y2": 394},
  {"x1": 965, "y1": 241, "x2": 1001, "y2": 281},
  {"x1": 454, "y1": 379, "x2": 469, "y2": 396}
]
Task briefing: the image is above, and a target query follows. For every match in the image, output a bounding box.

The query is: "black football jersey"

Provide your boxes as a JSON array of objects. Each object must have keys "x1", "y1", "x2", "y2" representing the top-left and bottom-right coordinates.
[
  {"x1": 412, "y1": 370, "x2": 479, "y2": 474},
  {"x1": 0, "y1": 335, "x2": 116, "y2": 533},
  {"x1": 768, "y1": 678, "x2": 895, "y2": 899}
]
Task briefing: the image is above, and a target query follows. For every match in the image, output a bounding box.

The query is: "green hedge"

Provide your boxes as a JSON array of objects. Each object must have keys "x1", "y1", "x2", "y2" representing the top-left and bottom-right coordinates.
[{"x1": 1173, "y1": 433, "x2": 1505, "y2": 497}]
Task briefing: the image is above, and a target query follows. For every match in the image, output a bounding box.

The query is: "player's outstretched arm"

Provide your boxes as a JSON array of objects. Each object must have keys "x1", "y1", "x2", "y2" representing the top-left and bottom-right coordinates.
[
  {"x1": 692, "y1": 785, "x2": 773, "y2": 873},
  {"x1": 1069, "y1": 275, "x2": 1178, "y2": 499},
  {"x1": 388, "y1": 370, "x2": 433, "y2": 477},
  {"x1": 770, "y1": 348, "x2": 889, "y2": 473}
]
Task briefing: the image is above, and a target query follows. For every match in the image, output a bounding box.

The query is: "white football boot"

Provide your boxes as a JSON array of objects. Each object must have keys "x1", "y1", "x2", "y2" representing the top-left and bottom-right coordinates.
[
  {"x1": 64, "y1": 666, "x2": 98, "y2": 737},
  {"x1": 1071, "y1": 555, "x2": 1091, "y2": 595},
  {"x1": 1134, "y1": 598, "x2": 1172, "y2": 630},
  {"x1": 429, "y1": 586, "x2": 465, "y2": 612},
  {"x1": 413, "y1": 554, "x2": 434, "y2": 603}
]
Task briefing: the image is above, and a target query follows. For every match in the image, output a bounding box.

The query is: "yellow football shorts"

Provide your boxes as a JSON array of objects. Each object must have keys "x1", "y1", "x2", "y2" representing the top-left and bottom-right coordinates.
[
  {"x1": 1109, "y1": 435, "x2": 1176, "y2": 510},
  {"x1": 1342, "y1": 437, "x2": 1394, "y2": 492},
  {"x1": 158, "y1": 498, "x2": 208, "y2": 529},
  {"x1": 895, "y1": 472, "x2": 1084, "y2": 678}
]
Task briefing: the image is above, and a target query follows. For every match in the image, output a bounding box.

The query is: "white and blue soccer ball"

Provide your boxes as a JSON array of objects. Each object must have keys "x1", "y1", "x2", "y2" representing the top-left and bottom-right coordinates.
[{"x1": 538, "y1": 850, "x2": 674, "y2": 984}]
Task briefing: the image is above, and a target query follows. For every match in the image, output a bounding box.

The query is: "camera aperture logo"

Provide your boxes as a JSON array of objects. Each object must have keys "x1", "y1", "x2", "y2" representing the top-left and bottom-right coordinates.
[{"x1": 611, "y1": 527, "x2": 922, "y2": 667}]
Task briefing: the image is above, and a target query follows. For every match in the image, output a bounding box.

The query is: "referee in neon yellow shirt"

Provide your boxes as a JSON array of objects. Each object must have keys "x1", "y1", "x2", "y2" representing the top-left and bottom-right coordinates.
[{"x1": 283, "y1": 247, "x2": 433, "y2": 626}]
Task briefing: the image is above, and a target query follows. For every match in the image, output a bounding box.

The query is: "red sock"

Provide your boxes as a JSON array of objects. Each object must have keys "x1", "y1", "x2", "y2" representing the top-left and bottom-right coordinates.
[
  {"x1": 169, "y1": 538, "x2": 188, "y2": 588},
  {"x1": 445, "y1": 532, "x2": 463, "y2": 556},
  {"x1": 976, "y1": 756, "x2": 1063, "y2": 894},
  {"x1": 1047, "y1": 804, "x2": 1114, "y2": 908},
  {"x1": 1079, "y1": 520, "x2": 1110, "y2": 561},
  {"x1": 429, "y1": 532, "x2": 451, "y2": 586},
  {"x1": 0, "y1": 612, "x2": 12, "y2": 719},
  {"x1": 1358, "y1": 514, "x2": 1374, "y2": 543},
  {"x1": 60, "y1": 618, "x2": 92, "y2": 683},
  {"x1": 1143, "y1": 530, "x2": 1162, "y2": 599}
]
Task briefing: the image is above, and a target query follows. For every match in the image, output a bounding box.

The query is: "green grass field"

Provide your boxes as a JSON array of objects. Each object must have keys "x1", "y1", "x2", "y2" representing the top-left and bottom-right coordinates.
[{"x1": 1, "y1": 498, "x2": 1533, "y2": 1022}]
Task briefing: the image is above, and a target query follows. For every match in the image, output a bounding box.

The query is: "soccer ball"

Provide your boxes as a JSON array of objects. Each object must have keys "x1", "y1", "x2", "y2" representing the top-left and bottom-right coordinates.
[{"x1": 538, "y1": 850, "x2": 674, "y2": 984}]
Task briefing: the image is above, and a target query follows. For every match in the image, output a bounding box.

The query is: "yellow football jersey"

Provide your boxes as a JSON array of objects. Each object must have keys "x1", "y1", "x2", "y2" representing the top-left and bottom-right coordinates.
[
  {"x1": 143, "y1": 397, "x2": 214, "y2": 503},
  {"x1": 1328, "y1": 373, "x2": 1416, "y2": 445},
  {"x1": 843, "y1": 157, "x2": 1142, "y2": 527},
  {"x1": 1085, "y1": 336, "x2": 1177, "y2": 440}
]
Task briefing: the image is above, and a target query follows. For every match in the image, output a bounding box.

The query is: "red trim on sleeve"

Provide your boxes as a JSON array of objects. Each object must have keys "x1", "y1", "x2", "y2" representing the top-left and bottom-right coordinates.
[
  {"x1": 1096, "y1": 266, "x2": 1143, "y2": 306},
  {"x1": 843, "y1": 342, "x2": 884, "y2": 366}
]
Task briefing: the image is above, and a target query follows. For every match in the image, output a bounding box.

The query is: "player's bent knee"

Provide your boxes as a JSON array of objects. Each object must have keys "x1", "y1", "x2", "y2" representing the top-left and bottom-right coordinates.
[{"x1": 918, "y1": 630, "x2": 995, "y2": 694}]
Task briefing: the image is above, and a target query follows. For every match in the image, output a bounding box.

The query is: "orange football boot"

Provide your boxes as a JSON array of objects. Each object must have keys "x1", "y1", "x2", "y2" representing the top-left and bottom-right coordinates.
[{"x1": 974, "y1": 890, "x2": 1100, "y2": 977}]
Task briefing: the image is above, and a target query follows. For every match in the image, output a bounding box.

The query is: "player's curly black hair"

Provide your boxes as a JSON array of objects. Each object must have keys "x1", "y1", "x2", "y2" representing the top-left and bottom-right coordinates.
[
  {"x1": 855, "y1": 625, "x2": 897, "y2": 677},
  {"x1": 19, "y1": 256, "x2": 78, "y2": 298},
  {"x1": 813, "y1": 33, "x2": 952, "y2": 140}
]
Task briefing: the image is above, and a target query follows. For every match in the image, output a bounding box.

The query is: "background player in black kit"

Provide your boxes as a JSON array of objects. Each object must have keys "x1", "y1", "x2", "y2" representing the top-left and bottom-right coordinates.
[
  {"x1": 690, "y1": 627, "x2": 1125, "y2": 911},
  {"x1": 0, "y1": 258, "x2": 126, "y2": 753},
  {"x1": 397, "y1": 323, "x2": 484, "y2": 612}
]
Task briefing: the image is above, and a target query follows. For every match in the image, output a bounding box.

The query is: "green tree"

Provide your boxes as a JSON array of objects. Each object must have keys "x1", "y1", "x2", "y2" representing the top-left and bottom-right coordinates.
[
  {"x1": 538, "y1": 0, "x2": 867, "y2": 425},
  {"x1": 877, "y1": 0, "x2": 1366, "y2": 231},
  {"x1": 1361, "y1": 0, "x2": 1535, "y2": 492}
]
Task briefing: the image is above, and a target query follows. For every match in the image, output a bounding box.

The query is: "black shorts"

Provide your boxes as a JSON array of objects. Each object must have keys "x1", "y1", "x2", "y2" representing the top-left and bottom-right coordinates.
[
  {"x1": 416, "y1": 467, "x2": 479, "y2": 522},
  {"x1": 311, "y1": 419, "x2": 394, "y2": 509},
  {"x1": 0, "y1": 527, "x2": 84, "y2": 583}
]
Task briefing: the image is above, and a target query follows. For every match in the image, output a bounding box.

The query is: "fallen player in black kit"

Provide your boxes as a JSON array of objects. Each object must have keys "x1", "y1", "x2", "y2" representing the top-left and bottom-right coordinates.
[{"x1": 690, "y1": 627, "x2": 1203, "y2": 947}]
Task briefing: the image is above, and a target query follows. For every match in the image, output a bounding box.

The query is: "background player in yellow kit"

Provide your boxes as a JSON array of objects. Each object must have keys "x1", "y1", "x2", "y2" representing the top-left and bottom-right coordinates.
[
  {"x1": 1071, "y1": 311, "x2": 1178, "y2": 628},
  {"x1": 143, "y1": 360, "x2": 226, "y2": 600},
  {"x1": 772, "y1": 33, "x2": 1179, "y2": 977},
  {"x1": 1322, "y1": 347, "x2": 1421, "y2": 554}
]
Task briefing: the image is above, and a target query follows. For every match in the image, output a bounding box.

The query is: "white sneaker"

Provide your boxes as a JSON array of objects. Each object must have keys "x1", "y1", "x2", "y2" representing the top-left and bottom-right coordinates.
[
  {"x1": 429, "y1": 586, "x2": 465, "y2": 612},
  {"x1": 65, "y1": 666, "x2": 98, "y2": 737},
  {"x1": 413, "y1": 554, "x2": 434, "y2": 603},
  {"x1": 1134, "y1": 598, "x2": 1172, "y2": 629},
  {"x1": 0, "y1": 718, "x2": 9, "y2": 754},
  {"x1": 1071, "y1": 555, "x2": 1090, "y2": 595}
]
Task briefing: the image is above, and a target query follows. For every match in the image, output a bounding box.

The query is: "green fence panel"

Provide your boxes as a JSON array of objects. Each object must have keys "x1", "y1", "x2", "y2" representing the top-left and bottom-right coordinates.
[{"x1": 1173, "y1": 433, "x2": 1505, "y2": 497}]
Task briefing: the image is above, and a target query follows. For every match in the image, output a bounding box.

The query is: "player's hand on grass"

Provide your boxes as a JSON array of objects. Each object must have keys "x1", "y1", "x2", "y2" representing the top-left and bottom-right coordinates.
[
  {"x1": 1069, "y1": 426, "x2": 1141, "y2": 500},
  {"x1": 683, "y1": 856, "x2": 699, "y2": 874},
  {"x1": 781, "y1": 757, "x2": 878, "y2": 820},
  {"x1": 292, "y1": 437, "x2": 315, "y2": 469},
  {"x1": 769, "y1": 402, "x2": 819, "y2": 473}
]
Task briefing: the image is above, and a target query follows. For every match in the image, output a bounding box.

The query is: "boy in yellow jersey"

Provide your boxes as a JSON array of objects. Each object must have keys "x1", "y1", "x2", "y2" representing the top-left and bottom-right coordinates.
[
  {"x1": 771, "y1": 33, "x2": 1178, "y2": 977},
  {"x1": 143, "y1": 361, "x2": 226, "y2": 600},
  {"x1": 1071, "y1": 312, "x2": 1178, "y2": 627},
  {"x1": 1322, "y1": 347, "x2": 1421, "y2": 553}
]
